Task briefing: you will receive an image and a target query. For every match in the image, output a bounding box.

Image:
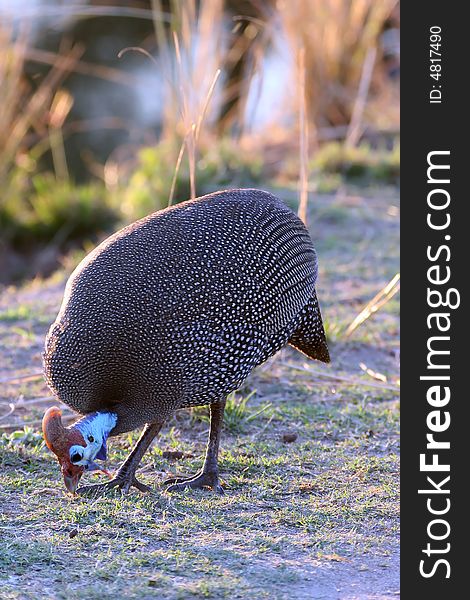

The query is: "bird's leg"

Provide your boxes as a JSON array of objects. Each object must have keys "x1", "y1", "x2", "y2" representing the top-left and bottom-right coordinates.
[
  {"x1": 163, "y1": 399, "x2": 225, "y2": 494},
  {"x1": 77, "y1": 422, "x2": 163, "y2": 497}
]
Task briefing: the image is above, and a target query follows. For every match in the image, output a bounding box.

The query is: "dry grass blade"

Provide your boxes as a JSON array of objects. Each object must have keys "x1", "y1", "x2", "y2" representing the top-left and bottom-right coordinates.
[
  {"x1": 0, "y1": 396, "x2": 55, "y2": 429},
  {"x1": 117, "y1": 46, "x2": 159, "y2": 68},
  {"x1": 346, "y1": 46, "x2": 377, "y2": 148},
  {"x1": 168, "y1": 137, "x2": 188, "y2": 206},
  {"x1": 0, "y1": 403, "x2": 15, "y2": 421},
  {"x1": 0, "y1": 398, "x2": 74, "y2": 430},
  {"x1": 0, "y1": 372, "x2": 43, "y2": 384},
  {"x1": 29, "y1": 117, "x2": 129, "y2": 164},
  {"x1": 49, "y1": 89, "x2": 74, "y2": 180},
  {"x1": 359, "y1": 362, "x2": 387, "y2": 383},
  {"x1": 195, "y1": 69, "x2": 221, "y2": 141},
  {"x1": 345, "y1": 273, "x2": 400, "y2": 337},
  {"x1": 116, "y1": 1, "x2": 224, "y2": 208},
  {"x1": 297, "y1": 46, "x2": 309, "y2": 226},
  {"x1": 0, "y1": 24, "x2": 83, "y2": 183},
  {"x1": 172, "y1": 29, "x2": 195, "y2": 200},
  {"x1": 168, "y1": 68, "x2": 221, "y2": 206},
  {"x1": 155, "y1": 0, "x2": 223, "y2": 204},
  {"x1": 0, "y1": 416, "x2": 71, "y2": 431},
  {"x1": 27, "y1": 47, "x2": 137, "y2": 86},
  {"x1": 278, "y1": 0, "x2": 398, "y2": 130},
  {"x1": 1, "y1": 4, "x2": 168, "y2": 22},
  {"x1": 287, "y1": 362, "x2": 400, "y2": 393},
  {"x1": 11, "y1": 396, "x2": 55, "y2": 406}
]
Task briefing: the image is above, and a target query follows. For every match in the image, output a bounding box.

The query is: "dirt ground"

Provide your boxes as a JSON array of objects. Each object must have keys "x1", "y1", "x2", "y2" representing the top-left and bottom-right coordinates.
[{"x1": 0, "y1": 187, "x2": 400, "y2": 599}]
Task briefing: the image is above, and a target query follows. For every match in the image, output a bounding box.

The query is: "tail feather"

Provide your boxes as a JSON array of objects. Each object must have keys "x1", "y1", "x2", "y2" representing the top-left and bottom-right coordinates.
[{"x1": 289, "y1": 290, "x2": 330, "y2": 363}]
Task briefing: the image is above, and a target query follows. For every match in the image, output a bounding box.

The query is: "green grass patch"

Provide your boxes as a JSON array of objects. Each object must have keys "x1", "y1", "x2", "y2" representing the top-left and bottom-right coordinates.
[{"x1": 311, "y1": 141, "x2": 400, "y2": 185}]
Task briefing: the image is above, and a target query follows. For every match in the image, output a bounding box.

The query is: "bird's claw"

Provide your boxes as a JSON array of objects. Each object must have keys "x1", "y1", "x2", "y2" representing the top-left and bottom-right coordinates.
[
  {"x1": 162, "y1": 471, "x2": 224, "y2": 495},
  {"x1": 77, "y1": 473, "x2": 152, "y2": 497}
]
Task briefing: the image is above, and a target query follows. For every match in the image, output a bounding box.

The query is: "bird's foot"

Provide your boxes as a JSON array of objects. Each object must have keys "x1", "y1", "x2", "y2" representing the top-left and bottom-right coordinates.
[
  {"x1": 162, "y1": 471, "x2": 224, "y2": 495},
  {"x1": 77, "y1": 472, "x2": 151, "y2": 498}
]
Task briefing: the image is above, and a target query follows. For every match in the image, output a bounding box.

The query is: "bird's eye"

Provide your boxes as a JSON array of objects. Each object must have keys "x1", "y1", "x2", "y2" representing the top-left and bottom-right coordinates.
[
  {"x1": 88, "y1": 435, "x2": 94, "y2": 443},
  {"x1": 71, "y1": 452, "x2": 82, "y2": 464}
]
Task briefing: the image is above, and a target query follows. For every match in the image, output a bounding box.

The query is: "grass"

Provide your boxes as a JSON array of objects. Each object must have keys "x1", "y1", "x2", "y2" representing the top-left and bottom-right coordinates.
[
  {"x1": 277, "y1": 0, "x2": 398, "y2": 130},
  {"x1": 117, "y1": 139, "x2": 263, "y2": 220},
  {"x1": 311, "y1": 141, "x2": 400, "y2": 185},
  {"x1": 1, "y1": 0, "x2": 399, "y2": 261},
  {"x1": 0, "y1": 395, "x2": 399, "y2": 598},
  {"x1": 2, "y1": 175, "x2": 118, "y2": 247},
  {"x1": 0, "y1": 24, "x2": 76, "y2": 183},
  {"x1": 0, "y1": 183, "x2": 399, "y2": 598},
  {"x1": 0, "y1": 305, "x2": 35, "y2": 322},
  {"x1": 191, "y1": 389, "x2": 274, "y2": 434},
  {"x1": 2, "y1": 138, "x2": 263, "y2": 255}
]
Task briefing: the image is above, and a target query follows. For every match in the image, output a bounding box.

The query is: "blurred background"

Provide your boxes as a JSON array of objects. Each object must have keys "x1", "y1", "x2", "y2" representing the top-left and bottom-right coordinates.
[{"x1": 0, "y1": 0, "x2": 399, "y2": 284}]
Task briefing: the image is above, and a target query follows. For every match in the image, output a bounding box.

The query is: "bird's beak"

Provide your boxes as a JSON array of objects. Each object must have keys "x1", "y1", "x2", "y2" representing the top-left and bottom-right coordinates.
[{"x1": 63, "y1": 471, "x2": 82, "y2": 494}]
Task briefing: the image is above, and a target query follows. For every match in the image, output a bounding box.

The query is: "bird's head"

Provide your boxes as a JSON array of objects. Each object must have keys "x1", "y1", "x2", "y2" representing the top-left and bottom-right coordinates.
[
  {"x1": 42, "y1": 407, "x2": 86, "y2": 493},
  {"x1": 42, "y1": 406, "x2": 113, "y2": 494}
]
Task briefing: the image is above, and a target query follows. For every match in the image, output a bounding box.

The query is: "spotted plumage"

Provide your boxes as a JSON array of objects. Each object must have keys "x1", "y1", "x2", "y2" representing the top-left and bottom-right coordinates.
[{"x1": 43, "y1": 188, "x2": 329, "y2": 495}]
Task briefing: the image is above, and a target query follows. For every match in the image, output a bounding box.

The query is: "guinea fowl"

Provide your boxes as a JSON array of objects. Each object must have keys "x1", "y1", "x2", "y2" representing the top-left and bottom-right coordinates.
[{"x1": 42, "y1": 189, "x2": 329, "y2": 496}]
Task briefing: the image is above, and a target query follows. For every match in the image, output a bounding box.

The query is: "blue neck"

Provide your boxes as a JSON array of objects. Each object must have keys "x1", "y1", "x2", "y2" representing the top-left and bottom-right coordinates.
[
  {"x1": 72, "y1": 411, "x2": 118, "y2": 462},
  {"x1": 73, "y1": 411, "x2": 117, "y2": 439}
]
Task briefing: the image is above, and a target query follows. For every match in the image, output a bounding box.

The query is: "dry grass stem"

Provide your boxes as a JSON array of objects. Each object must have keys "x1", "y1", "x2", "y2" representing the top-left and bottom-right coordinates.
[
  {"x1": 117, "y1": 46, "x2": 159, "y2": 68},
  {"x1": 359, "y1": 362, "x2": 388, "y2": 383},
  {"x1": 168, "y1": 137, "x2": 188, "y2": 206},
  {"x1": 278, "y1": 0, "x2": 397, "y2": 130},
  {"x1": 287, "y1": 362, "x2": 400, "y2": 392},
  {"x1": 297, "y1": 46, "x2": 309, "y2": 225},
  {"x1": 0, "y1": 25, "x2": 83, "y2": 182},
  {"x1": 345, "y1": 273, "x2": 400, "y2": 337},
  {"x1": 346, "y1": 46, "x2": 377, "y2": 148},
  {"x1": 149, "y1": 1, "x2": 225, "y2": 204},
  {"x1": 0, "y1": 404, "x2": 15, "y2": 421},
  {"x1": 29, "y1": 47, "x2": 137, "y2": 86},
  {"x1": 0, "y1": 373, "x2": 43, "y2": 385}
]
